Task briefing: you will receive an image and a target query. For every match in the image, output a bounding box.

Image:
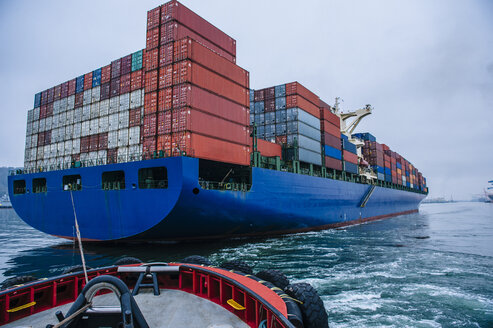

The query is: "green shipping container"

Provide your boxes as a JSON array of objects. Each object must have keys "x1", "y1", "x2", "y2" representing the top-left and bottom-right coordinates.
[{"x1": 131, "y1": 50, "x2": 143, "y2": 72}]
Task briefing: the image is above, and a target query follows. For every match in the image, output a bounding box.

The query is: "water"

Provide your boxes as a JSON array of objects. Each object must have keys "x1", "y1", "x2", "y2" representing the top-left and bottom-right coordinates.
[{"x1": 1, "y1": 202, "x2": 492, "y2": 327}]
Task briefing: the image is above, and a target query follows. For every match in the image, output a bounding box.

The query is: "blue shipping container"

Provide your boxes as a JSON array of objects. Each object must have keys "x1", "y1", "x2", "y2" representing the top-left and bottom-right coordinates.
[
  {"x1": 344, "y1": 161, "x2": 359, "y2": 174},
  {"x1": 377, "y1": 172, "x2": 385, "y2": 180},
  {"x1": 34, "y1": 93, "x2": 41, "y2": 108},
  {"x1": 275, "y1": 84, "x2": 286, "y2": 97},
  {"x1": 254, "y1": 101, "x2": 264, "y2": 113},
  {"x1": 384, "y1": 167, "x2": 391, "y2": 175},
  {"x1": 249, "y1": 90, "x2": 254, "y2": 102},
  {"x1": 92, "y1": 68, "x2": 102, "y2": 87},
  {"x1": 341, "y1": 133, "x2": 348, "y2": 141},
  {"x1": 275, "y1": 96, "x2": 286, "y2": 110},
  {"x1": 406, "y1": 182, "x2": 410, "y2": 187},
  {"x1": 385, "y1": 175, "x2": 392, "y2": 182},
  {"x1": 342, "y1": 139, "x2": 357, "y2": 154},
  {"x1": 76, "y1": 75, "x2": 84, "y2": 93},
  {"x1": 396, "y1": 162, "x2": 402, "y2": 169},
  {"x1": 324, "y1": 145, "x2": 342, "y2": 160},
  {"x1": 373, "y1": 165, "x2": 384, "y2": 174},
  {"x1": 352, "y1": 132, "x2": 376, "y2": 142}
]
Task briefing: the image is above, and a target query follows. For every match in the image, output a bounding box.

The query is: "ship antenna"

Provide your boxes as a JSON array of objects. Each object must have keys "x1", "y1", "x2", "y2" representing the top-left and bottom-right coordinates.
[{"x1": 69, "y1": 187, "x2": 89, "y2": 283}]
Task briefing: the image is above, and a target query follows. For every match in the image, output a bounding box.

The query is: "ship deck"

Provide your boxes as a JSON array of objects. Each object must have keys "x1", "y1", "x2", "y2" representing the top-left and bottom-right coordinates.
[{"x1": 4, "y1": 289, "x2": 249, "y2": 328}]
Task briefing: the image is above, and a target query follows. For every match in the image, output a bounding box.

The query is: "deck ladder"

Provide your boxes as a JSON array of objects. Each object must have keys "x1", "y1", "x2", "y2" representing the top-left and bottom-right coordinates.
[{"x1": 359, "y1": 185, "x2": 376, "y2": 208}]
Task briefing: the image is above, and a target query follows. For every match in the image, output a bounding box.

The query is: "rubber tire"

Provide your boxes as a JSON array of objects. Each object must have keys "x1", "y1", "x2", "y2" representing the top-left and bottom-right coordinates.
[
  {"x1": 256, "y1": 269, "x2": 290, "y2": 290},
  {"x1": 285, "y1": 283, "x2": 328, "y2": 328},
  {"x1": 220, "y1": 260, "x2": 253, "y2": 274},
  {"x1": 62, "y1": 265, "x2": 92, "y2": 274},
  {"x1": 1, "y1": 276, "x2": 37, "y2": 290},
  {"x1": 114, "y1": 257, "x2": 143, "y2": 265},
  {"x1": 182, "y1": 255, "x2": 211, "y2": 266}
]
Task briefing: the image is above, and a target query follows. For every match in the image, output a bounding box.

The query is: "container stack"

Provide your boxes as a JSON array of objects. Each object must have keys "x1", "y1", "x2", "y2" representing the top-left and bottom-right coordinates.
[
  {"x1": 341, "y1": 134, "x2": 359, "y2": 174},
  {"x1": 319, "y1": 102, "x2": 343, "y2": 171},
  {"x1": 250, "y1": 82, "x2": 322, "y2": 165},
  {"x1": 24, "y1": 50, "x2": 146, "y2": 171},
  {"x1": 143, "y1": 2, "x2": 250, "y2": 165}
]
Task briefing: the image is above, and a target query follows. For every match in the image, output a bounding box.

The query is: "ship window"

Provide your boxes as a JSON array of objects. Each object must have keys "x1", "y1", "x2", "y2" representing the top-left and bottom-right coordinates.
[
  {"x1": 102, "y1": 171, "x2": 125, "y2": 190},
  {"x1": 63, "y1": 175, "x2": 82, "y2": 191},
  {"x1": 138, "y1": 167, "x2": 168, "y2": 189},
  {"x1": 33, "y1": 178, "x2": 47, "y2": 193},
  {"x1": 13, "y1": 180, "x2": 26, "y2": 194}
]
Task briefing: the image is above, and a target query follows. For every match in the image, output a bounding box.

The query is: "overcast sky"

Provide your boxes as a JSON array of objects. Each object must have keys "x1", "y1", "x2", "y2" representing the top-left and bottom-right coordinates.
[{"x1": 0, "y1": 0, "x2": 492, "y2": 199}]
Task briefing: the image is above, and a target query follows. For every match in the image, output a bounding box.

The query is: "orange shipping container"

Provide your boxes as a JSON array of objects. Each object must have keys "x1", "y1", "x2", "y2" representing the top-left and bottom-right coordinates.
[
  {"x1": 257, "y1": 139, "x2": 282, "y2": 158},
  {"x1": 285, "y1": 82, "x2": 320, "y2": 107},
  {"x1": 172, "y1": 132, "x2": 250, "y2": 166},
  {"x1": 157, "y1": 134, "x2": 172, "y2": 153},
  {"x1": 286, "y1": 94, "x2": 320, "y2": 118}
]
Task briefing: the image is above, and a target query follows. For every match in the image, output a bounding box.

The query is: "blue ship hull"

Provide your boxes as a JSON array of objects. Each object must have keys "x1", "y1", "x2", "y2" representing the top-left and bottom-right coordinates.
[{"x1": 8, "y1": 157, "x2": 425, "y2": 242}]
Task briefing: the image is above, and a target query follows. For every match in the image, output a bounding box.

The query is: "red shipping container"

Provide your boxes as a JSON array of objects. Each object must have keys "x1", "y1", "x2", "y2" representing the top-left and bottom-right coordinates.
[
  {"x1": 41, "y1": 90, "x2": 48, "y2": 106},
  {"x1": 143, "y1": 114, "x2": 157, "y2": 137},
  {"x1": 71, "y1": 154, "x2": 80, "y2": 162},
  {"x1": 264, "y1": 87, "x2": 275, "y2": 100},
  {"x1": 80, "y1": 136, "x2": 90, "y2": 153},
  {"x1": 286, "y1": 95, "x2": 320, "y2": 118},
  {"x1": 145, "y1": 70, "x2": 158, "y2": 92},
  {"x1": 254, "y1": 89, "x2": 264, "y2": 101},
  {"x1": 61, "y1": 82, "x2": 68, "y2": 98},
  {"x1": 146, "y1": 27, "x2": 160, "y2": 50},
  {"x1": 121, "y1": 54, "x2": 132, "y2": 75},
  {"x1": 275, "y1": 135, "x2": 287, "y2": 145},
  {"x1": 343, "y1": 150, "x2": 358, "y2": 165},
  {"x1": 47, "y1": 88, "x2": 54, "y2": 103},
  {"x1": 147, "y1": 6, "x2": 161, "y2": 30},
  {"x1": 172, "y1": 84, "x2": 248, "y2": 125},
  {"x1": 322, "y1": 132, "x2": 341, "y2": 149},
  {"x1": 107, "y1": 148, "x2": 118, "y2": 164},
  {"x1": 157, "y1": 111, "x2": 172, "y2": 134},
  {"x1": 89, "y1": 135, "x2": 99, "y2": 152},
  {"x1": 130, "y1": 70, "x2": 143, "y2": 91},
  {"x1": 157, "y1": 134, "x2": 172, "y2": 153},
  {"x1": 257, "y1": 139, "x2": 281, "y2": 158},
  {"x1": 161, "y1": 1, "x2": 236, "y2": 57},
  {"x1": 111, "y1": 59, "x2": 121, "y2": 79},
  {"x1": 37, "y1": 132, "x2": 45, "y2": 146},
  {"x1": 320, "y1": 108, "x2": 340, "y2": 128},
  {"x1": 382, "y1": 144, "x2": 390, "y2": 152},
  {"x1": 145, "y1": 48, "x2": 159, "y2": 71},
  {"x1": 84, "y1": 72, "x2": 93, "y2": 90},
  {"x1": 264, "y1": 99, "x2": 275, "y2": 112},
  {"x1": 120, "y1": 73, "x2": 131, "y2": 94},
  {"x1": 54, "y1": 84, "x2": 62, "y2": 101},
  {"x1": 129, "y1": 108, "x2": 142, "y2": 127},
  {"x1": 101, "y1": 65, "x2": 111, "y2": 84},
  {"x1": 68, "y1": 79, "x2": 76, "y2": 96},
  {"x1": 160, "y1": 22, "x2": 235, "y2": 63},
  {"x1": 174, "y1": 38, "x2": 248, "y2": 87},
  {"x1": 39, "y1": 105, "x2": 46, "y2": 119},
  {"x1": 110, "y1": 78, "x2": 120, "y2": 97},
  {"x1": 100, "y1": 83, "x2": 110, "y2": 100},
  {"x1": 158, "y1": 88, "x2": 173, "y2": 111},
  {"x1": 143, "y1": 136, "x2": 157, "y2": 156},
  {"x1": 98, "y1": 133, "x2": 108, "y2": 150},
  {"x1": 172, "y1": 132, "x2": 249, "y2": 165},
  {"x1": 172, "y1": 107, "x2": 249, "y2": 146},
  {"x1": 159, "y1": 66, "x2": 173, "y2": 89},
  {"x1": 75, "y1": 92, "x2": 84, "y2": 108},
  {"x1": 325, "y1": 156, "x2": 343, "y2": 171},
  {"x1": 285, "y1": 82, "x2": 320, "y2": 107},
  {"x1": 144, "y1": 92, "x2": 158, "y2": 115},
  {"x1": 173, "y1": 61, "x2": 248, "y2": 106},
  {"x1": 322, "y1": 120, "x2": 340, "y2": 137}
]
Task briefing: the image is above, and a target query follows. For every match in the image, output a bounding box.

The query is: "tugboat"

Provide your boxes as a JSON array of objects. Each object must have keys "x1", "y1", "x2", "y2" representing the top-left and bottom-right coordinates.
[{"x1": 0, "y1": 257, "x2": 328, "y2": 328}]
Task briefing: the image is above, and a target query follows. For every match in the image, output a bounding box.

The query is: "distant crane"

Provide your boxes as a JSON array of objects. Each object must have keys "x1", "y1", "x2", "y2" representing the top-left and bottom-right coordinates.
[{"x1": 333, "y1": 97, "x2": 376, "y2": 182}]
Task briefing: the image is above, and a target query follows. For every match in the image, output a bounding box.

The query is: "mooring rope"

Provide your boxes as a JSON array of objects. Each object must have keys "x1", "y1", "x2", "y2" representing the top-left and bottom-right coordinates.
[{"x1": 70, "y1": 188, "x2": 89, "y2": 283}]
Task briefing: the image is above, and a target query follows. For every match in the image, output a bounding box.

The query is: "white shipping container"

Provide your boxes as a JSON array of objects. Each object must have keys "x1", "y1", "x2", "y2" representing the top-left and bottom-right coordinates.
[
  {"x1": 65, "y1": 124, "x2": 73, "y2": 139},
  {"x1": 66, "y1": 110, "x2": 74, "y2": 126},
  {"x1": 72, "y1": 138, "x2": 80, "y2": 154},
  {"x1": 99, "y1": 115, "x2": 109, "y2": 133},
  {"x1": 50, "y1": 144, "x2": 57, "y2": 158},
  {"x1": 52, "y1": 114, "x2": 59, "y2": 128},
  {"x1": 32, "y1": 120, "x2": 39, "y2": 134},
  {"x1": 83, "y1": 90, "x2": 92, "y2": 105},
  {"x1": 57, "y1": 142, "x2": 64, "y2": 156},
  {"x1": 128, "y1": 126, "x2": 140, "y2": 145},
  {"x1": 74, "y1": 107, "x2": 82, "y2": 123},
  {"x1": 25, "y1": 137, "x2": 31, "y2": 150},
  {"x1": 109, "y1": 96, "x2": 119, "y2": 114},
  {"x1": 31, "y1": 134, "x2": 38, "y2": 148},
  {"x1": 36, "y1": 148, "x2": 44, "y2": 160},
  {"x1": 128, "y1": 145, "x2": 142, "y2": 160},
  {"x1": 45, "y1": 116, "x2": 53, "y2": 130},
  {"x1": 44, "y1": 145, "x2": 51, "y2": 158},
  {"x1": 59, "y1": 97, "x2": 68, "y2": 112},
  {"x1": 108, "y1": 131, "x2": 118, "y2": 148},
  {"x1": 91, "y1": 86, "x2": 101, "y2": 103},
  {"x1": 33, "y1": 107, "x2": 40, "y2": 121},
  {"x1": 56, "y1": 157, "x2": 64, "y2": 167},
  {"x1": 26, "y1": 122, "x2": 32, "y2": 137},
  {"x1": 117, "y1": 147, "x2": 128, "y2": 162},
  {"x1": 64, "y1": 156, "x2": 72, "y2": 166},
  {"x1": 97, "y1": 150, "x2": 107, "y2": 165},
  {"x1": 82, "y1": 105, "x2": 91, "y2": 121},
  {"x1": 90, "y1": 102, "x2": 100, "y2": 119},
  {"x1": 118, "y1": 129, "x2": 129, "y2": 147},
  {"x1": 118, "y1": 110, "x2": 129, "y2": 129},
  {"x1": 88, "y1": 151, "x2": 98, "y2": 164},
  {"x1": 27, "y1": 109, "x2": 34, "y2": 123},
  {"x1": 24, "y1": 148, "x2": 30, "y2": 161},
  {"x1": 51, "y1": 128, "x2": 59, "y2": 143},
  {"x1": 73, "y1": 123, "x2": 82, "y2": 138},
  {"x1": 67, "y1": 95, "x2": 75, "y2": 110},
  {"x1": 39, "y1": 118, "x2": 46, "y2": 132},
  {"x1": 99, "y1": 99, "x2": 109, "y2": 117},
  {"x1": 108, "y1": 113, "x2": 119, "y2": 131},
  {"x1": 31, "y1": 149, "x2": 37, "y2": 161},
  {"x1": 57, "y1": 127, "x2": 66, "y2": 142},
  {"x1": 80, "y1": 153, "x2": 88, "y2": 162},
  {"x1": 130, "y1": 90, "x2": 142, "y2": 109},
  {"x1": 81, "y1": 121, "x2": 90, "y2": 137},
  {"x1": 53, "y1": 100, "x2": 61, "y2": 114},
  {"x1": 90, "y1": 119, "x2": 99, "y2": 135},
  {"x1": 64, "y1": 140, "x2": 72, "y2": 156},
  {"x1": 59, "y1": 111, "x2": 66, "y2": 127},
  {"x1": 119, "y1": 93, "x2": 130, "y2": 112}
]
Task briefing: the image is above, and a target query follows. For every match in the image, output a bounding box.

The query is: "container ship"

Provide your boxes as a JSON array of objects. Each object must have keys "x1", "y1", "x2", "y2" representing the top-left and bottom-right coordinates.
[{"x1": 8, "y1": 1, "x2": 428, "y2": 242}]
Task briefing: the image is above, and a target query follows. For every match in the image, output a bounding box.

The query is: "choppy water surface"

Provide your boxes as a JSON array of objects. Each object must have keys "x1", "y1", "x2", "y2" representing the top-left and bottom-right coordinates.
[{"x1": 1, "y1": 202, "x2": 492, "y2": 327}]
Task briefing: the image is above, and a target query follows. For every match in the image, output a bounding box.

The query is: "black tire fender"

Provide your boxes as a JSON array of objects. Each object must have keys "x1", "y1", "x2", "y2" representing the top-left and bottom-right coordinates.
[
  {"x1": 256, "y1": 269, "x2": 290, "y2": 290},
  {"x1": 182, "y1": 255, "x2": 212, "y2": 266},
  {"x1": 220, "y1": 260, "x2": 253, "y2": 274},
  {"x1": 285, "y1": 283, "x2": 328, "y2": 328}
]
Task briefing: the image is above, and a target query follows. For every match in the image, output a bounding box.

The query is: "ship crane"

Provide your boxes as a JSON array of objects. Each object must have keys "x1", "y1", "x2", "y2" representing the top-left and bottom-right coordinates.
[{"x1": 333, "y1": 97, "x2": 376, "y2": 182}]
